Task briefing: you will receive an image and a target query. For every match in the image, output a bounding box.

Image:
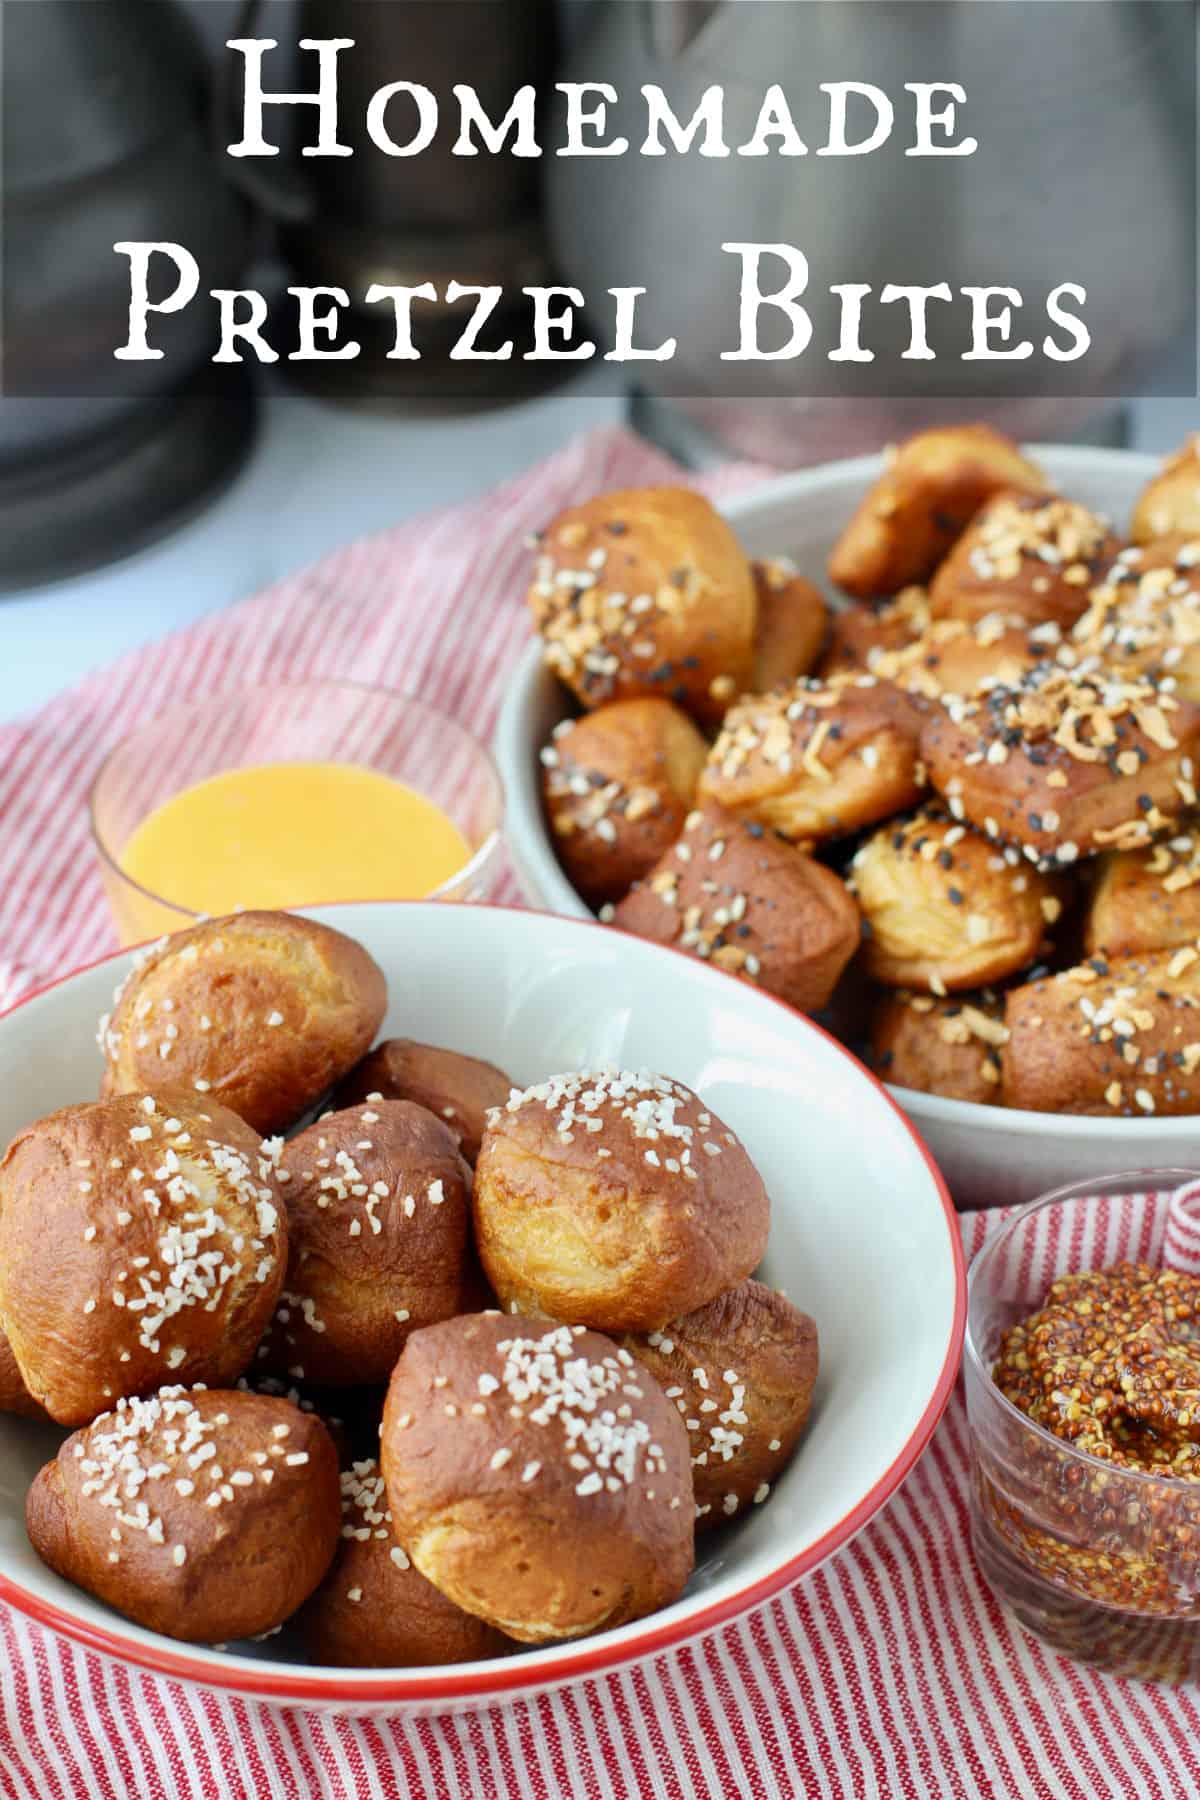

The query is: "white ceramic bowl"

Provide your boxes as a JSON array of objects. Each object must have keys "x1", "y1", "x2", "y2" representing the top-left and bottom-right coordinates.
[
  {"x1": 0, "y1": 902, "x2": 962, "y2": 1714},
  {"x1": 495, "y1": 445, "x2": 1196, "y2": 1211}
]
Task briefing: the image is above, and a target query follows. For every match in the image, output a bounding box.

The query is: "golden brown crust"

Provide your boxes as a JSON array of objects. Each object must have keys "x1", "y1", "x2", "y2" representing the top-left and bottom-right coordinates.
[
  {"x1": 0, "y1": 1322, "x2": 46, "y2": 1418},
  {"x1": 819, "y1": 588, "x2": 932, "y2": 678},
  {"x1": 750, "y1": 560, "x2": 829, "y2": 691},
  {"x1": 256, "y1": 1100, "x2": 473, "y2": 1388},
  {"x1": 611, "y1": 804, "x2": 860, "y2": 1015},
  {"x1": 539, "y1": 698, "x2": 708, "y2": 907},
  {"x1": 1002, "y1": 949, "x2": 1200, "y2": 1116},
  {"x1": 299, "y1": 1457, "x2": 507, "y2": 1667},
  {"x1": 1084, "y1": 832, "x2": 1200, "y2": 960},
  {"x1": 867, "y1": 613, "x2": 1056, "y2": 704},
  {"x1": 699, "y1": 675, "x2": 926, "y2": 845},
  {"x1": 26, "y1": 1387, "x2": 339, "y2": 1643},
  {"x1": 473, "y1": 1070, "x2": 769, "y2": 1333},
  {"x1": 380, "y1": 1313, "x2": 694, "y2": 1644},
  {"x1": 99, "y1": 912, "x2": 387, "y2": 1136},
  {"x1": 1132, "y1": 437, "x2": 1200, "y2": 544},
  {"x1": 527, "y1": 486, "x2": 756, "y2": 724},
  {"x1": 333, "y1": 1039, "x2": 513, "y2": 1166},
  {"x1": 849, "y1": 809, "x2": 1062, "y2": 992},
  {"x1": 928, "y1": 492, "x2": 1117, "y2": 630},
  {"x1": 921, "y1": 667, "x2": 1200, "y2": 870},
  {"x1": 1071, "y1": 537, "x2": 1200, "y2": 704},
  {"x1": 0, "y1": 1093, "x2": 286, "y2": 1426},
  {"x1": 869, "y1": 990, "x2": 1007, "y2": 1105},
  {"x1": 827, "y1": 426, "x2": 1043, "y2": 599},
  {"x1": 621, "y1": 1279, "x2": 817, "y2": 1531}
]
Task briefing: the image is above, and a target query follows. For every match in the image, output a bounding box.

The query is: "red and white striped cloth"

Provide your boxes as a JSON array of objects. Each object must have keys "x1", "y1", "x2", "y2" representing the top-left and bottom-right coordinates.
[{"x1": 3, "y1": 427, "x2": 1200, "y2": 1799}]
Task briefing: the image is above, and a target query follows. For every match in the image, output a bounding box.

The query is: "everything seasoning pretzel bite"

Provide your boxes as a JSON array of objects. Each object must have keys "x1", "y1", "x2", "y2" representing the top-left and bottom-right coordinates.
[
  {"x1": 698, "y1": 674, "x2": 926, "y2": 845},
  {"x1": 612, "y1": 804, "x2": 860, "y2": 1014},
  {"x1": 0, "y1": 1093, "x2": 286, "y2": 1425},
  {"x1": 920, "y1": 665, "x2": 1200, "y2": 871},
  {"x1": 539, "y1": 696, "x2": 708, "y2": 906},
  {"x1": 256, "y1": 1100, "x2": 473, "y2": 1388},
  {"x1": 1084, "y1": 833, "x2": 1200, "y2": 960},
  {"x1": 927, "y1": 492, "x2": 1117, "y2": 630},
  {"x1": 1132, "y1": 435, "x2": 1200, "y2": 544},
  {"x1": 380, "y1": 1313, "x2": 694, "y2": 1644},
  {"x1": 622, "y1": 1279, "x2": 818, "y2": 1531},
  {"x1": 527, "y1": 486, "x2": 756, "y2": 724},
  {"x1": 26, "y1": 1386, "x2": 339, "y2": 1643},
  {"x1": 819, "y1": 585, "x2": 933, "y2": 679},
  {"x1": 1072, "y1": 536, "x2": 1200, "y2": 702},
  {"x1": 826, "y1": 424, "x2": 1044, "y2": 599},
  {"x1": 300, "y1": 1457, "x2": 507, "y2": 1668},
  {"x1": 848, "y1": 808, "x2": 1063, "y2": 994},
  {"x1": 866, "y1": 613, "x2": 1055, "y2": 705},
  {"x1": 473, "y1": 1070, "x2": 769, "y2": 1333},
  {"x1": 99, "y1": 911, "x2": 387, "y2": 1136},
  {"x1": 333, "y1": 1039, "x2": 513, "y2": 1166},
  {"x1": 749, "y1": 558, "x2": 829, "y2": 691},
  {"x1": 869, "y1": 990, "x2": 1008, "y2": 1105}
]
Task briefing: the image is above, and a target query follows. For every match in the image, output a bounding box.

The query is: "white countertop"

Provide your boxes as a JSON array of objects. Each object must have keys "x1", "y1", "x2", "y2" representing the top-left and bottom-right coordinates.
[{"x1": 0, "y1": 389, "x2": 1193, "y2": 724}]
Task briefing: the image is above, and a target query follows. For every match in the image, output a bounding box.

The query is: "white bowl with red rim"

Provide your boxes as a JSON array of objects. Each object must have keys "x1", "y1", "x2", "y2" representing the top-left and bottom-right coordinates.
[
  {"x1": 496, "y1": 445, "x2": 1192, "y2": 1211},
  {"x1": 0, "y1": 901, "x2": 962, "y2": 1713}
]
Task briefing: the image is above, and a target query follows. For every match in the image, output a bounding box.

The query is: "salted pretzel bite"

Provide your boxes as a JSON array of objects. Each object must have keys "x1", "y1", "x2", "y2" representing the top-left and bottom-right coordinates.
[
  {"x1": 300, "y1": 1457, "x2": 506, "y2": 1667},
  {"x1": 334, "y1": 1039, "x2": 512, "y2": 1165},
  {"x1": 539, "y1": 697, "x2": 707, "y2": 906},
  {"x1": 827, "y1": 425, "x2": 1043, "y2": 599},
  {"x1": 699, "y1": 674, "x2": 926, "y2": 845},
  {"x1": 1085, "y1": 831, "x2": 1200, "y2": 960},
  {"x1": 623, "y1": 1279, "x2": 817, "y2": 1531},
  {"x1": 1072, "y1": 537, "x2": 1200, "y2": 702},
  {"x1": 1132, "y1": 436, "x2": 1200, "y2": 544},
  {"x1": 819, "y1": 587, "x2": 932, "y2": 678},
  {"x1": 380, "y1": 1313, "x2": 693, "y2": 1643},
  {"x1": 99, "y1": 911, "x2": 386, "y2": 1136},
  {"x1": 611, "y1": 805, "x2": 860, "y2": 1014},
  {"x1": 921, "y1": 665, "x2": 1200, "y2": 871},
  {"x1": 1003, "y1": 948, "x2": 1200, "y2": 1117},
  {"x1": 868, "y1": 613, "x2": 1056, "y2": 704},
  {"x1": 849, "y1": 809, "x2": 1062, "y2": 993},
  {"x1": 527, "y1": 486, "x2": 755, "y2": 724},
  {"x1": 0, "y1": 1324, "x2": 46, "y2": 1419},
  {"x1": 473, "y1": 1069, "x2": 769, "y2": 1333},
  {"x1": 0, "y1": 1092, "x2": 286, "y2": 1426},
  {"x1": 26, "y1": 1386, "x2": 339, "y2": 1643},
  {"x1": 928, "y1": 492, "x2": 1117, "y2": 630},
  {"x1": 257, "y1": 1100, "x2": 472, "y2": 1388},
  {"x1": 750, "y1": 559, "x2": 829, "y2": 691},
  {"x1": 869, "y1": 990, "x2": 1008, "y2": 1105}
]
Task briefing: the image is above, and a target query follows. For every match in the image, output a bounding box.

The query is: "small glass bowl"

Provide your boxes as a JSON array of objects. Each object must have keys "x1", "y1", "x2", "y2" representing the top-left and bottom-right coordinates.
[
  {"x1": 965, "y1": 1170, "x2": 1200, "y2": 1682},
  {"x1": 89, "y1": 680, "x2": 505, "y2": 947}
]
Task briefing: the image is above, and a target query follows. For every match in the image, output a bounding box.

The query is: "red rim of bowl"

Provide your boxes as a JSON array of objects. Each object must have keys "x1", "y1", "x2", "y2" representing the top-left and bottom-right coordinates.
[{"x1": 0, "y1": 899, "x2": 967, "y2": 1704}]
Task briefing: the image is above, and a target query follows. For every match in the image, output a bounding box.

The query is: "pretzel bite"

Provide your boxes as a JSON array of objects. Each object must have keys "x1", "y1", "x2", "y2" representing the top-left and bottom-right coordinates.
[
  {"x1": 868, "y1": 613, "x2": 1056, "y2": 705},
  {"x1": 473, "y1": 1069, "x2": 769, "y2": 1332},
  {"x1": 869, "y1": 990, "x2": 1008, "y2": 1104},
  {"x1": 1084, "y1": 832, "x2": 1200, "y2": 960},
  {"x1": 827, "y1": 425, "x2": 1043, "y2": 599},
  {"x1": 380, "y1": 1313, "x2": 694, "y2": 1643},
  {"x1": 300, "y1": 1457, "x2": 506, "y2": 1667},
  {"x1": 622, "y1": 1279, "x2": 817, "y2": 1531},
  {"x1": 99, "y1": 911, "x2": 387, "y2": 1136},
  {"x1": 1132, "y1": 436, "x2": 1200, "y2": 544},
  {"x1": 0, "y1": 1093, "x2": 286, "y2": 1426},
  {"x1": 26, "y1": 1386, "x2": 338, "y2": 1642},
  {"x1": 527, "y1": 486, "x2": 756, "y2": 724},
  {"x1": 928, "y1": 492, "x2": 1117, "y2": 630},
  {"x1": 334, "y1": 1039, "x2": 512, "y2": 1165},
  {"x1": 1072, "y1": 537, "x2": 1200, "y2": 703},
  {"x1": 257, "y1": 1101, "x2": 472, "y2": 1388},
  {"x1": 699, "y1": 675, "x2": 926, "y2": 845},
  {"x1": 1003, "y1": 948, "x2": 1200, "y2": 1116},
  {"x1": 539, "y1": 698, "x2": 708, "y2": 907},
  {"x1": 0, "y1": 1324, "x2": 46, "y2": 1418},
  {"x1": 921, "y1": 666, "x2": 1200, "y2": 871},
  {"x1": 750, "y1": 559, "x2": 829, "y2": 691},
  {"x1": 819, "y1": 587, "x2": 932, "y2": 678},
  {"x1": 849, "y1": 809, "x2": 1062, "y2": 993},
  {"x1": 611, "y1": 805, "x2": 860, "y2": 1014}
]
